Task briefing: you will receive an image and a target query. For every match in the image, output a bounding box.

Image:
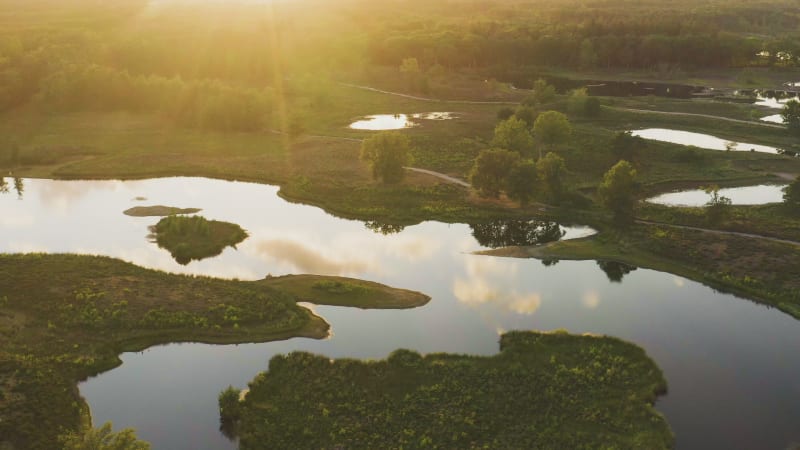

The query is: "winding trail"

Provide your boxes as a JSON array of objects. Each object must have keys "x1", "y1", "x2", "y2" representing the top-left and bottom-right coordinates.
[
  {"x1": 341, "y1": 82, "x2": 787, "y2": 128},
  {"x1": 340, "y1": 83, "x2": 519, "y2": 105},
  {"x1": 635, "y1": 219, "x2": 800, "y2": 247},
  {"x1": 404, "y1": 167, "x2": 471, "y2": 188},
  {"x1": 611, "y1": 107, "x2": 786, "y2": 129}
]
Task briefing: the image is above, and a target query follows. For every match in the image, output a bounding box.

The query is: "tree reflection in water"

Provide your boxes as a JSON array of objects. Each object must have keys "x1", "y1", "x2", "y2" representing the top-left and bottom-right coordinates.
[
  {"x1": 470, "y1": 219, "x2": 565, "y2": 248},
  {"x1": 597, "y1": 260, "x2": 638, "y2": 283}
]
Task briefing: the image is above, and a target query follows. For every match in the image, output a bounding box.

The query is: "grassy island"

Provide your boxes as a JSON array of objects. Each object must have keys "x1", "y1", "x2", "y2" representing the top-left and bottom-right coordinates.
[
  {"x1": 151, "y1": 215, "x2": 248, "y2": 265},
  {"x1": 123, "y1": 205, "x2": 202, "y2": 217},
  {"x1": 224, "y1": 331, "x2": 672, "y2": 449},
  {"x1": 0, "y1": 254, "x2": 430, "y2": 449}
]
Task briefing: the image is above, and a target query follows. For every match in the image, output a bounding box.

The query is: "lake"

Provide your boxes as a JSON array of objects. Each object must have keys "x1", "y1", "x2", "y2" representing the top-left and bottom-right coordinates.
[
  {"x1": 647, "y1": 184, "x2": 787, "y2": 207},
  {"x1": 1, "y1": 177, "x2": 799, "y2": 450}
]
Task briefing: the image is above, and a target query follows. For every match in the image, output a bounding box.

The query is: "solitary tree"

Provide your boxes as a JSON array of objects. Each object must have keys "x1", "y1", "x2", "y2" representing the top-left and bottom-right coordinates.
[
  {"x1": 704, "y1": 186, "x2": 732, "y2": 225},
  {"x1": 59, "y1": 422, "x2": 150, "y2": 450},
  {"x1": 533, "y1": 111, "x2": 571, "y2": 158},
  {"x1": 469, "y1": 148, "x2": 520, "y2": 198},
  {"x1": 597, "y1": 160, "x2": 638, "y2": 223},
  {"x1": 536, "y1": 152, "x2": 568, "y2": 203},
  {"x1": 491, "y1": 117, "x2": 535, "y2": 156},
  {"x1": 219, "y1": 385, "x2": 243, "y2": 422},
  {"x1": 506, "y1": 159, "x2": 538, "y2": 206},
  {"x1": 783, "y1": 175, "x2": 800, "y2": 212},
  {"x1": 782, "y1": 99, "x2": 800, "y2": 135},
  {"x1": 360, "y1": 132, "x2": 412, "y2": 184}
]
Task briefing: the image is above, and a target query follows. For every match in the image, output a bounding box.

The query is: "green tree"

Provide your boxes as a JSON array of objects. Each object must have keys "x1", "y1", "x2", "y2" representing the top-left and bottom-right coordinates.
[
  {"x1": 514, "y1": 106, "x2": 537, "y2": 127},
  {"x1": 360, "y1": 132, "x2": 412, "y2": 184},
  {"x1": 704, "y1": 186, "x2": 732, "y2": 225},
  {"x1": 597, "y1": 160, "x2": 638, "y2": 223},
  {"x1": 506, "y1": 159, "x2": 538, "y2": 206},
  {"x1": 523, "y1": 78, "x2": 557, "y2": 106},
  {"x1": 781, "y1": 99, "x2": 800, "y2": 134},
  {"x1": 496, "y1": 107, "x2": 514, "y2": 121},
  {"x1": 783, "y1": 175, "x2": 800, "y2": 212},
  {"x1": 59, "y1": 422, "x2": 150, "y2": 450},
  {"x1": 491, "y1": 117, "x2": 535, "y2": 156},
  {"x1": 219, "y1": 385, "x2": 243, "y2": 422},
  {"x1": 536, "y1": 152, "x2": 567, "y2": 203},
  {"x1": 469, "y1": 149, "x2": 520, "y2": 198},
  {"x1": 611, "y1": 131, "x2": 645, "y2": 160},
  {"x1": 533, "y1": 111, "x2": 571, "y2": 159}
]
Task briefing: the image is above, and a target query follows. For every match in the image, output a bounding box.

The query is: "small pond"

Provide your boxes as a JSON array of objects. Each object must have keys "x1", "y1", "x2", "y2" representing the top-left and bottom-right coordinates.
[
  {"x1": 761, "y1": 114, "x2": 784, "y2": 124},
  {"x1": 647, "y1": 184, "x2": 787, "y2": 207},
  {"x1": 1, "y1": 177, "x2": 799, "y2": 450},
  {"x1": 631, "y1": 128, "x2": 782, "y2": 155},
  {"x1": 349, "y1": 112, "x2": 456, "y2": 130}
]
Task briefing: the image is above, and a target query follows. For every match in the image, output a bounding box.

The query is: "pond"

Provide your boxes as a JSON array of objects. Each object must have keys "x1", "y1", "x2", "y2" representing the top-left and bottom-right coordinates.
[
  {"x1": 2, "y1": 177, "x2": 799, "y2": 450},
  {"x1": 761, "y1": 114, "x2": 784, "y2": 124},
  {"x1": 349, "y1": 112, "x2": 456, "y2": 130},
  {"x1": 631, "y1": 128, "x2": 783, "y2": 155},
  {"x1": 647, "y1": 184, "x2": 787, "y2": 207}
]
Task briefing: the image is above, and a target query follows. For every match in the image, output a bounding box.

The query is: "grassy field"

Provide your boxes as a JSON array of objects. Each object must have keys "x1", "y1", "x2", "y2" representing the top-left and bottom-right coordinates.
[
  {"x1": 229, "y1": 330, "x2": 672, "y2": 449},
  {"x1": 0, "y1": 254, "x2": 429, "y2": 449}
]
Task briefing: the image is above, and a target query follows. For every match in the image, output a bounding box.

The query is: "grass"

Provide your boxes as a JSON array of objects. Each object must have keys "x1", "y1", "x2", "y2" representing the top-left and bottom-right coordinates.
[
  {"x1": 0, "y1": 253, "x2": 430, "y2": 449},
  {"x1": 151, "y1": 215, "x2": 248, "y2": 265},
  {"x1": 229, "y1": 330, "x2": 672, "y2": 449}
]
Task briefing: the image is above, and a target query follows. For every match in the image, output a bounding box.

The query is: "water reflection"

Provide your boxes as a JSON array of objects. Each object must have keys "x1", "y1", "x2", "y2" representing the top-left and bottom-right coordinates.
[
  {"x1": 1, "y1": 177, "x2": 798, "y2": 450},
  {"x1": 596, "y1": 260, "x2": 638, "y2": 283},
  {"x1": 0, "y1": 177, "x2": 23, "y2": 199},
  {"x1": 349, "y1": 112, "x2": 456, "y2": 130},
  {"x1": 761, "y1": 114, "x2": 784, "y2": 124},
  {"x1": 647, "y1": 184, "x2": 787, "y2": 207},
  {"x1": 631, "y1": 128, "x2": 782, "y2": 155},
  {"x1": 470, "y1": 220, "x2": 595, "y2": 248},
  {"x1": 364, "y1": 221, "x2": 406, "y2": 235}
]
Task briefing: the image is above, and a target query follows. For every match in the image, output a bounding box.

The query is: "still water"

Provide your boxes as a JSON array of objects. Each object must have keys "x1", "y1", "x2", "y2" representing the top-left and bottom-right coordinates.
[
  {"x1": 647, "y1": 184, "x2": 787, "y2": 207},
  {"x1": 631, "y1": 128, "x2": 782, "y2": 154},
  {"x1": 349, "y1": 112, "x2": 456, "y2": 130},
  {"x1": 2, "y1": 177, "x2": 799, "y2": 450}
]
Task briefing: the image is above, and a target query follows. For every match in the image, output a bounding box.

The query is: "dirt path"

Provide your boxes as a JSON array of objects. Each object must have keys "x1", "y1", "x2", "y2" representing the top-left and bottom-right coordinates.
[
  {"x1": 611, "y1": 107, "x2": 786, "y2": 129},
  {"x1": 404, "y1": 167, "x2": 471, "y2": 188},
  {"x1": 339, "y1": 83, "x2": 519, "y2": 105},
  {"x1": 635, "y1": 219, "x2": 800, "y2": 246}
]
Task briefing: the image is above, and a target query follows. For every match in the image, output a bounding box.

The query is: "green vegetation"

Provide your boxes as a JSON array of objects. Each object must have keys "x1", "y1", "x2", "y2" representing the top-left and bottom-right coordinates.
[
  {"x1": 226, "y1": 331, "x2": 672, "y2": 449},
  {"x1": 0, "y1": 254, "x2": 429, "y2": 449},
  {"x1": 491, "y1": 117, "x2": 535, "y2": 157},
  {"x1": 782, "y1": 100, "x2": 800, "y2": 135},
  {"x1": 359, "y1": 131, "x2": 412, "y2": 184},
  {"x1": 785, "y1": 176, "x2": 800, "y2": 210},
  {"x1": 59, "y1": 422, "x2": 150, "y2": 450},
  {"x1": 703, "y1": 186, "x2": 733, "y2": 225},
  {"x1": 533, "y1": 111, "x2": 572, "y2": 158},
  {"x1": 123, "y1": 205, "x2": 201, "y2": 217},
  {"x1": 598, "y1": 160, "x2": 639, "y2": 224},
  {"x1": 469, "y1": 149, "x2": 520, "y2": 198},
  {"x1": 151, "y1": 215, "x2": 248, "y2": 265}
]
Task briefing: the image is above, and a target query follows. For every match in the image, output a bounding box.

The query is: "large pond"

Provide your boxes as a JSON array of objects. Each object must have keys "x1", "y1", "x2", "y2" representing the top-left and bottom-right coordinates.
[
  {"x1": 631, "y1": 128, "x2": 783, "y2": 155},
  {"x1": 647, "y1": 184, "x2": 787, "y2": 207},
  {"x1": 2, "y1": 177, "x2": 799, "y2": 450}
]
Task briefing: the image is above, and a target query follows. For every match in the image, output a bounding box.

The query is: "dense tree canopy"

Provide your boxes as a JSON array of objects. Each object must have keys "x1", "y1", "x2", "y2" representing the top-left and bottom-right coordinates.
[
  {"x1": 597, "y1": 160, "x2": 638, "y2": 223},
  {"x1": 492, "y1": 117, "x2": 535, "y2": 157},
  {"x1": 360, "y1": 132, "x2": 413, "y2": 184},
  {"x1": 469, "y1": 148, "x2": 521, "y2": 198},
  {"x1": 533, "y1": 111, "x2": 571, "y2": 158}
]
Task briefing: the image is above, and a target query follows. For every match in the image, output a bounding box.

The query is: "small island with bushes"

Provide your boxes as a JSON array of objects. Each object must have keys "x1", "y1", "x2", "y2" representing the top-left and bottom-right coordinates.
[
  {"x1": 150, "y1": 215, "x2": 248, "y2": 265},
  {"x1": 220, "y1": 330, "x2": 672, "y2": 449}
]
